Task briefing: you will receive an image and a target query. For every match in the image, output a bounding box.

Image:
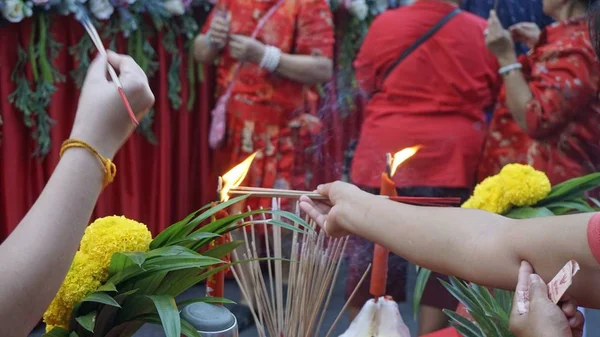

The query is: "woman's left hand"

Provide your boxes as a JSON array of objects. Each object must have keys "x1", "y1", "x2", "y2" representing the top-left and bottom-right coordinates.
[
  {"x1": 485, "y1": 10, "x2": 516, "y2": 65},
  {"x1": 229, "y1": 34, "x2": 266, "y2": 63}
]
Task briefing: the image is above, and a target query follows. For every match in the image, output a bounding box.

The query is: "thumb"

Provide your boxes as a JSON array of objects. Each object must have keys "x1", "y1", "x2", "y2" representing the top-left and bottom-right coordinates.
[
  {"x1": 317, "y1": 183, "x2": 332, "y2": 197},
  {"x1": 512, "y1": 261, "x2": 533, "y2": 315},
  {"x1": 85, "y1": 53, "x2": 109, "y2": 82},
  {"x1": 529, "y1": 274, "x2": 550, "y2": 302}
]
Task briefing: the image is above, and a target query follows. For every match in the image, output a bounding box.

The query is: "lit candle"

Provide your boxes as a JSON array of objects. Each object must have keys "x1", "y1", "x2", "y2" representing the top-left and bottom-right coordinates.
[
  {"x1": 370, "y1": 147, "x2": 420, "y2": 299},
  {"x1": 208, "y1": 152, "x2": 260, "y2": 301}
]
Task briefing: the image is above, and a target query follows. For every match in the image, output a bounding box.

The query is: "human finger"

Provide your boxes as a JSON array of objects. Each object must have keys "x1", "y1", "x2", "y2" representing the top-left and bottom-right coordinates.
[
  {"x1": 299, "y1": 198, "x2": 330, "y2": 228},
  {"x1": 528, "y1": 274, "x2": 550, "y2": 304},
  {"x1": 569, "y1": 310, "x2": 584, "y2": 330},
  {"x1": 512, "y1": 261, "x2": 533, "y2": 315},
  {"x1": 85, "y1": 53, "x2": 109, "y2": 82},
  {"x1": 560, "y1": 298, "x2": 577, "y2": 318}
]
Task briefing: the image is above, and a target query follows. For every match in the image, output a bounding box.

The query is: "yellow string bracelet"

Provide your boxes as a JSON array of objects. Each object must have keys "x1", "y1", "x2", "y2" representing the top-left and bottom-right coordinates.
[{"x1": 59, "y1": 139, "x2": 117, "y2": 187}]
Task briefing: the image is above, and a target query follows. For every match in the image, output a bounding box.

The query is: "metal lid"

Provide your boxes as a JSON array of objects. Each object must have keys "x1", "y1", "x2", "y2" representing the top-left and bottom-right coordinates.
[{"x1": 181, "y1": 303, "x2": 236, "y2": 332}]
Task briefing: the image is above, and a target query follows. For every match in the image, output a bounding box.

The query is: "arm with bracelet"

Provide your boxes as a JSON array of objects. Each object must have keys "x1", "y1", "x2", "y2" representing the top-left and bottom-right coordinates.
[{"x1": 0, "y1": 51, "x2": 154, "y2": 336}]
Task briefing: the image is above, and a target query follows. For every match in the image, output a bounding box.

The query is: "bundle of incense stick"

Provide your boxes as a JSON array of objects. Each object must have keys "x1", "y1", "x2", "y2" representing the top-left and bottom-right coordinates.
[
  {"x1": 228, "y1": 186, "x2": 461, "y2": 206},
  {"x1": 79, "y1": 14, "x2": 139, "y2": 125},
  {"x1": 231, "y1": 200, "x2": 370, "y2": 337}
]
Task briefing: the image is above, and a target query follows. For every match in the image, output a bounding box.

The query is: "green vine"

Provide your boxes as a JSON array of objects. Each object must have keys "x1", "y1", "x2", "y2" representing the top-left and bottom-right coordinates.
[{"x1": 7, "y1": 11, "x2": 207, "y2": 155}]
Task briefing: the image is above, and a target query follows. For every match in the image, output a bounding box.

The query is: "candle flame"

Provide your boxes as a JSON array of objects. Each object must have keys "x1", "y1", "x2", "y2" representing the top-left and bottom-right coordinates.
[
  {"x1": 390, "y1": 146, "x2": 421, "y2": 177},
  {"x1": 218, "y1": 151, "x2": 259, "y2": 201}
]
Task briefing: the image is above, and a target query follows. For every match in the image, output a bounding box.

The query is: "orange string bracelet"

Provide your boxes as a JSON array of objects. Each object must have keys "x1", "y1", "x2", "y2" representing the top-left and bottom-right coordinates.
[{"x1": 59, "y1": 139, "x2": 117, "y2": 187}]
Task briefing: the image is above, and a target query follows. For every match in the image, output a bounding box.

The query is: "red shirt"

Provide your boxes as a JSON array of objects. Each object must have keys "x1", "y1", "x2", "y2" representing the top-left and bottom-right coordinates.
[
  {"x1": 351, "y1": 0, "x2": 500, "y2": 188},
  {"x1": 478, "y1": 17, "x2": 600, "y2": 185},
  {"x1": 202, "y1": 0, "x2": 334, "y2": 123}
]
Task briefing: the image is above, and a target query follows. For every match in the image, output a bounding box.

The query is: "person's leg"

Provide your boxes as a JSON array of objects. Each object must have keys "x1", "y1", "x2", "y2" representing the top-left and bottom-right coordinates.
[{"x1": 418, "y1": 273, "x2": 459, "y2": 334}]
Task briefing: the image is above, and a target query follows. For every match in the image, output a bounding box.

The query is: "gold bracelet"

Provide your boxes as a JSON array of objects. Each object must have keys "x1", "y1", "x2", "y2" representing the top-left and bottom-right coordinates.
[{"x1": 59, "y1": 139, "x2": 117, "y2": 187}]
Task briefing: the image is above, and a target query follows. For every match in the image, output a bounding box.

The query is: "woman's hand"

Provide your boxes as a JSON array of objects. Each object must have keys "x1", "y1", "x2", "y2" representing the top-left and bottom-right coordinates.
[
  {"x1": 510, "y1": 261, "x2": 584, "y2": 337},
  {"x1": 70, "y1": 51, "x2": 154, "y2": 159},
  {"x1": 207, "y1": 14, "x2": 230, "y2": 49},
  {"x1": 228, "y1": 34, "x2": 266, "y2": 64},
  {"x1": 485, "y1": 10, "x2": 517, "y2": 66},
  {"x1": 299, "y1": 181, "x2": 365, "y2": 237},
  {"x1": 509, "y1": 22, "x2": 541, "y2": 50}
]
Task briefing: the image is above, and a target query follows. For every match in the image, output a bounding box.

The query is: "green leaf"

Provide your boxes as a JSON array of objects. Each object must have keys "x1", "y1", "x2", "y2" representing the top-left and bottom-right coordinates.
[
  {"x1": 545, "y1": 200, "x2": 595, "y2": 214},
  {"x1": 109, "y1": 252, "x2": 146, "y2": 276},
  {"x1": 96, "y1": 282, "x2": 118, "y2": 293},
  {"x1": 444, "y1": 310, "x2": 483, "y2": 337},
  {"x1": 175, "y1": 195, "x2": 251, "y2": 242},
  {"x1": 151, "y1": 206, "x2": 208, "y2": 249},
  {"x1": 42, "y1": 327, "x2": 71, "y2": 337},
  {"x1": 171, "y1": 232, "x2": 221, "y2": 246},
  {"x1": 145, "y1": 246, "x2": 204, "y2": 259},
  {"x1": 539, "y1": 172, "x2": 600, "y2": 205},
  {"x1": 504, "y1": 207, "x2": 554, "y2": 219},
  {"x1": 413, "y1": 268, "x2": 431, "y2": 320},
  {"x1": 75, "y1": 311, "x2": 96, "y2": 332},
  {"x1": 81, "y1": 292, "x2": 121, "y2": 308},
  {"x1": 69, "y1": 333, "x2": 79, "y2": 337},
  {"x1": 266, "y1": 219, "x2": 309, "y2": 234},
  {"x1": 202, "y1": 241, "x2": 244, "y2": 259},
  {"x1": 106, "y1": 264, "x2": 146, "y2": 285},
  {"x1": 271, "y1": 210, "x2": 313, "y2": 230},
  {"x1": 177, "y1": 296, "x2": 236, "y2": 307},
  {"x1": 147, "y1": 295, "x2": 181, "y2": 337}
]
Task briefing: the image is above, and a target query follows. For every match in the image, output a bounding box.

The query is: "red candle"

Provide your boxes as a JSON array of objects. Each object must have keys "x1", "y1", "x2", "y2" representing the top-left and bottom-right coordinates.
[
  {"x1": 370, "y1": 172, "x2": 398, "y2": 298},
  {"x1": 206, "y1": 208, "x2": 230, "y2": 301}
]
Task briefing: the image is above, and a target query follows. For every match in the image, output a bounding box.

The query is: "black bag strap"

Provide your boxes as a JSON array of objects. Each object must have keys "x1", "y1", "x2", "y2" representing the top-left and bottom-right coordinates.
[{"x1": 376, "y1": 8, "x2": 461, "y2": 91}]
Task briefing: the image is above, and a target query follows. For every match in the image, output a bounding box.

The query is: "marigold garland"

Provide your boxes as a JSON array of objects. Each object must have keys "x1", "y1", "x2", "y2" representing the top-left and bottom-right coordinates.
[
  {"x1": 462, "y1": 164, "x2": 551, "y2": 214},
  {"x1": 43, "y1": 216, "x2": 152, "y2": 331}
]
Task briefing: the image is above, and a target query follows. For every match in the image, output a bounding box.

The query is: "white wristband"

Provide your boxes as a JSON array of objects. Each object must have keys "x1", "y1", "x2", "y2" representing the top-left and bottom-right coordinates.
[
  {"x1": 499, "y1": 63, "x2": 523, "y2": 75},
  {"x1": 260, "y1": 46, "x2": 282, "y2": 72}
]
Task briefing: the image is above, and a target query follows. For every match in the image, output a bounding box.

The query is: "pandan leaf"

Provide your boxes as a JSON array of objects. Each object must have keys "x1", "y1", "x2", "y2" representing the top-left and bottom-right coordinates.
[
  {"x1": 69, "y1": 333, "x2": 79, "y2": 337},
  {"x1": 81, "y1": 292, "x2": 121, "y2": 308},
  {"x1": 170, "y1": 232, "x2": 221, "y2": 246},
  {"x1": 141, "y1": 256, "x2": 223, "y2": 274},
  {"x1": 109, "y1": 252, "x2": 146, "y2": 276},
  {"x1": 145, "y1": 246, "x2": 204, "y2": 259},
  {"x1": 147, "y1": 295, "x2": 181, "y2": 337},
  {"x1": 271, "y1": 209, "x2": 313, "y2": 230},
  {"x1": 75, "y1": 311, "x2": 96, "y2": 332},
  {"x1": 504, "y1": 207, "x2": 554, "y2": 219},
  {"x1": 133, "y1": 272, "x2": 168, "y2": 295},
  {"x1": 539, "y1": 172, "x2": 600, "y2": 205},
  {"x1": 201, "y1": 241, "x2": 244, "y2": 259},
  {"x1": 96, "y1": 282, "x2": 118, "y2": 293},
  {"x1": 177, "y1": 296, "x2": 236, "y2": 307},
  {"x1": 173, "y1": 195, "x2": 251, "y2": 243},
  {"x1": 545, "y1": 200, "x2": 595, "y2": 214},
  {"x1": 106, "y1": 264, "x2": 146, "y2": 285},
  {"x1": 42, "y1": 327, "x2": 71, "y2": 337},
  {"x1": 266, "y1": 219, "x2": 309, "y2": 234},
  {"x1": 443, "y1": 310, "x2": 483, "y2": 337},
  {"x1": 412, "y1": 268, "x2": 431, "y2": 319},
  {"x1": 151, "y1": 206, "x2": 209, "y2": 249}
]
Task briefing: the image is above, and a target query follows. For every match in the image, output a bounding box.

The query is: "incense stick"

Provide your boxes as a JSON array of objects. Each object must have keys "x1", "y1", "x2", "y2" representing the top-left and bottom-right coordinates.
[
  {"x1": 79, "y1": 16, "x2": 139, "y2": 126},
  {"x1": 228, "y1": 187, "x2": 462, "y2": 205},
  {"x1": 232, "y1": 201, "x2": 355, "y2": 337}
]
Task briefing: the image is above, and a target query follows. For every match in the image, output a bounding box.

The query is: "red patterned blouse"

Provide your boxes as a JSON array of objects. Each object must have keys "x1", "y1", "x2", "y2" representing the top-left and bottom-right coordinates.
[{"x1": 478, "y1": 17, "x2": 600, "y2": 185}]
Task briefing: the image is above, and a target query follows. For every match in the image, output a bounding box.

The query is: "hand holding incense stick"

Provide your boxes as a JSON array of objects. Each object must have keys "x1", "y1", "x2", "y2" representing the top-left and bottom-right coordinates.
[{"x1": 79, "y1": 16, "x2": 139, "y2": 126}]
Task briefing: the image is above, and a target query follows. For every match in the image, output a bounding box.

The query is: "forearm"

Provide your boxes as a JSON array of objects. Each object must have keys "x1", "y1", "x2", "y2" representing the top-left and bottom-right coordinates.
[
  {"x1": 194, "y1": 34, "x2": 220, "y2": 64},
  {"x1": 275, "y1": 54, "x2": 332, "y2": 85},
  {"x1": 0, "y1": 149, "x2": 104, "y2": 335},
  {"x1": 500, "y1": 55, "x2": 533, "y2": 130},
  {"x1": 341, "y1": 193, "x2": 600, "y2": 306}
]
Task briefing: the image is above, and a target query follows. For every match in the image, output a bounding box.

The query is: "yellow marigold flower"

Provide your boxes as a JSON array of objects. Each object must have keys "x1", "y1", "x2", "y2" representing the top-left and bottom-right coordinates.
[
  {"x1": 79, "y1": 216, "x2": 152, "y2": 267},
  {"x1": 500, "y1": 164, "x2": 551, "y2": 207},
  {"x1": 44, "y1": 216, "x2": 152, "y2": 331},
  {"x1": 462, "y1": 175, "x2": 512, "y2": 214},
  {"x1": 43, "y1": 252, "x2": 104, "y2": 331}
]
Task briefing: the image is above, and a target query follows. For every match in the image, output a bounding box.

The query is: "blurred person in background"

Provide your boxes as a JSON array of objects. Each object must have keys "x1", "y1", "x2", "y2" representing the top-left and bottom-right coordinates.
[
  {"x1": 193, "y1": 0, "x2": 334, "y2": 330},
  {"x1": 479, "y1": 0, "x2": 600, "y2": 185},
  {"x1": 349, "y1": 0, "x2": 501, "y2": 333}
]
